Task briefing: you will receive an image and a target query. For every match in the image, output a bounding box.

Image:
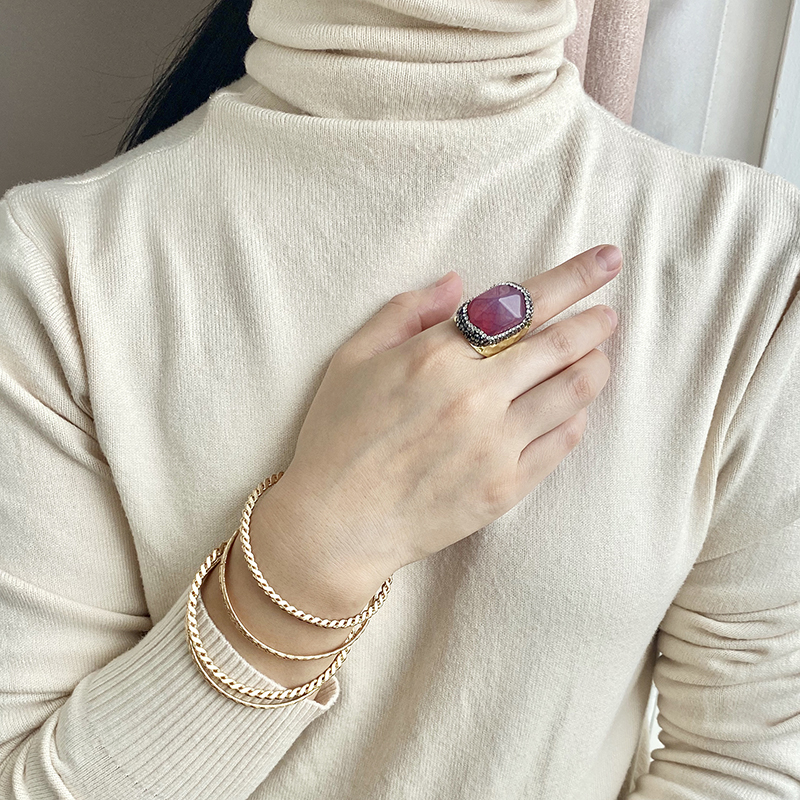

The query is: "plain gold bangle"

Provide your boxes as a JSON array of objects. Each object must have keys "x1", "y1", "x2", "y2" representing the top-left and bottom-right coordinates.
[
  {"x1": 218, "y1": 529, "x2": 371, "y2": 661},
  {"x1": 185, "y1": 541, "x2": 347, "y2": 708},
  {"x1": 238, "y1": 472, "x2": 394, "y2": 629}
]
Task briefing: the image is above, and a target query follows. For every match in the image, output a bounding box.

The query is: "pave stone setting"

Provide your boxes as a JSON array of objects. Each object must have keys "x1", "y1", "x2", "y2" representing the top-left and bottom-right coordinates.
[{"x1": 454, "y1": 282, "x2": 534, "y2": 355}]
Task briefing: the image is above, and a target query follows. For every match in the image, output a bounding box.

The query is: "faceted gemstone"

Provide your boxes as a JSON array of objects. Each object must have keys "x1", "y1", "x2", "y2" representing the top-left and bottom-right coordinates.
[{"x1": 466, "y1": 284, "x2": 526, "y2": 337}]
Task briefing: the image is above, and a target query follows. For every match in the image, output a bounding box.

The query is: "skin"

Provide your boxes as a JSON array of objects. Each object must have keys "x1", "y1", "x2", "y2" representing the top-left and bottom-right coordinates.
[{"x1": 202, "y1": 243, "x2": 622, "y2": 691}]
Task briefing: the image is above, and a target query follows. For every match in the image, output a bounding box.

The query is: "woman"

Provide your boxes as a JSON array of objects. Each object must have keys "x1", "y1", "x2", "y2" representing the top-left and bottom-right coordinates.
[{"x1": 1, "y1": 1, "x2": 798, "y2": 798}]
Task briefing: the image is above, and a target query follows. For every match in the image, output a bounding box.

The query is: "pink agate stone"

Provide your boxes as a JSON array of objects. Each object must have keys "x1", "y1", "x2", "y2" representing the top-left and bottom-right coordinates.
[{"x1": 466, "y1": 284, "x2": 527, "y2": 336}]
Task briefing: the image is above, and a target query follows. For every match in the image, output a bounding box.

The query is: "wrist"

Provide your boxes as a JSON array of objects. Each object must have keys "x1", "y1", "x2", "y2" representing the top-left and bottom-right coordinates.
[{"x1": 247, "y1": 477, "x2": 387, "y2": 619}]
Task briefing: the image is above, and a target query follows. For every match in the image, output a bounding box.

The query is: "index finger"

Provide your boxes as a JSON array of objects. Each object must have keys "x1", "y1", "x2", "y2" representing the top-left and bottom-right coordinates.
[{"x1": 522, "y1": 244, "x2": 623, "y2": 333}]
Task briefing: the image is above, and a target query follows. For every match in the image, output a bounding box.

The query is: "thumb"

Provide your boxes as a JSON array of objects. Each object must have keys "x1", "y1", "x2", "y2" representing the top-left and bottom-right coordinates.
[{"x1": 347, "y1": 270, "x2": 462, "y2": 360}]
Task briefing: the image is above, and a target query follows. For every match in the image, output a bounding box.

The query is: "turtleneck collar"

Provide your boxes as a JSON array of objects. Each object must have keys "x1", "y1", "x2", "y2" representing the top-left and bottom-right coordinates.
[{"x1": 242, "y1": 0, "x2": 579, "y2": 121}]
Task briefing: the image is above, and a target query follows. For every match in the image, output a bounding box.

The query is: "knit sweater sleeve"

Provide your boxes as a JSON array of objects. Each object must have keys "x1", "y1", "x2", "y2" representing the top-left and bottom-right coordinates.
[
  {"x1": 0, "y1": 195, "x2": 340, "y2": 800},
  {"x1": 626, "y1": 279, "x2": 800, "y2": 797}
]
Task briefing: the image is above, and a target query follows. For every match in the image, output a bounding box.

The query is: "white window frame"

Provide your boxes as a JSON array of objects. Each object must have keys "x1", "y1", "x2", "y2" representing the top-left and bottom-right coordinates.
[{"x1": 762, "y1": 0, "x2": 800, "y2": 187}]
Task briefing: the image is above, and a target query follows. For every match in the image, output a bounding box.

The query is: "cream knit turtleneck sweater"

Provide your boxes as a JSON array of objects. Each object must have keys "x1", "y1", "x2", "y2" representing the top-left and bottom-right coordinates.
[{"x1": 1, "y1": 1, "x2": 798, "y2": 798}]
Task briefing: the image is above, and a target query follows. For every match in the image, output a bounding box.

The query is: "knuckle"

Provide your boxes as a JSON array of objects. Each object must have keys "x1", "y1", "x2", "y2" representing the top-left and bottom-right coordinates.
[
  {"x1": 546, "y1": 325, "x2": 576, "y2": 359},
  {"x1": 386, "y1": 291, "x2": 418, "y2": 312},
  {"x1": 477, "y1": 439, "x2": 516, "y2": 513},
  {"x1": 590, "y1": 347, "x2": 611, "y2": 377},
  {"x1": 392, "y1": 296, "x2": 428, "y2": 343},
  {"x1": 573, "y1": 253, "x2": 597, "y2": 290},
  {"x1": 480, "y1": 470, "x2": 511, "y2": 513},
  {"x1": 526, "y1": 285, "x2": 548, "y2": 319},
  {"x1": 597, "y1": 305, "x2": 615, "y2": 332},
  {"x1": 568, "y1": 367, "x2": 597, "y2": 404},
  {"x1": 562, "y1": 413, "x2": 586, "y2": 448},
  {"x1": 482, "y1": 482, "x2": 505, "y2": 512},
  {"x1": 438, "y1": 387, "x2": 483, "y2": 423}
]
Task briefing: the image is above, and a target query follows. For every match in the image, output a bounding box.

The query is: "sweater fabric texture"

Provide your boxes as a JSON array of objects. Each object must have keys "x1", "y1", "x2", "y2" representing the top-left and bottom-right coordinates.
[{"x1": 1, "y1": 0, "x2": 799, "y2": 798}]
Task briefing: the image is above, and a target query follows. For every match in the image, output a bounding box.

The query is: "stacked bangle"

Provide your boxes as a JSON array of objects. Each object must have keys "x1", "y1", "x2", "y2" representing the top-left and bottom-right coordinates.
[
  {"x1": 218, "y1": 529, "x2": 372, "y2": 661},
  {"x1": 184, "y1": 471, "x2": 395, "y2": 708},
  {"x1": 238, "y1": 473, "x2": 393, "y2": 628},
  {"x1": 185, "y1": 541, "x2": 350, "y2": 708}
]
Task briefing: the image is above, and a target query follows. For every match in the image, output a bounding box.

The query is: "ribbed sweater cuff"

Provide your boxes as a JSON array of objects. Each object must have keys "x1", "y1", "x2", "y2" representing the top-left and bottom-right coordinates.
[{"x1": 55, "y1": 585, "x2": 340, "y2": 800}]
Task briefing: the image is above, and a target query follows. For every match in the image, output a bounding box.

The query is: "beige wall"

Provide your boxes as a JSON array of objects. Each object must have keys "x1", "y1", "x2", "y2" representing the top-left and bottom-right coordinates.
[{"x1": 1, "y1": 1, "x2": 209, "y2": 197}]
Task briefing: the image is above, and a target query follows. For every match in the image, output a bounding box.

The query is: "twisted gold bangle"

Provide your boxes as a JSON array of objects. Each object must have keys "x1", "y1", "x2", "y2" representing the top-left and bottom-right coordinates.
[
  {"x1": 188, "y1": 637, "x2": 318, "y2": 709},
  {"x1": 218, "y1": 529, "x2": 371, "y2": 661},
  {"x1": 185, "y1": 541, "x2": 347, "y2": 708},
  {"x1": 238, "y1": 472, "x2": 394, "y2": 629}
]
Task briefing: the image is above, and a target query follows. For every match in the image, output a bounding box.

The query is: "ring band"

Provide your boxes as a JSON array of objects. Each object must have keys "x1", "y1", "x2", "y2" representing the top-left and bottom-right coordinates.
[{"x1": 453, "y1": 281, "x2": 534, "y2": 357}]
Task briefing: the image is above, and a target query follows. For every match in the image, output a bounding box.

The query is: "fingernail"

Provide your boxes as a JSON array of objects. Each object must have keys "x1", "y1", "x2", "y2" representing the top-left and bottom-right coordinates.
[
  {"x1": 596, "y1": 246, "x2": 622, "y2": 272},
  {"x1": 603, "y1": 306, "x2": 618, "y2": 328},
  {"x1": 433, "y1": 270, "x2": 455, "y2": 287}
]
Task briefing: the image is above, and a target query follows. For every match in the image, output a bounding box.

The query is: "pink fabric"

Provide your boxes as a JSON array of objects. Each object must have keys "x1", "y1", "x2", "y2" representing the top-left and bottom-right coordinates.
[{"x1": 564, "y1": 0, "x2": 651, "y2": 125}]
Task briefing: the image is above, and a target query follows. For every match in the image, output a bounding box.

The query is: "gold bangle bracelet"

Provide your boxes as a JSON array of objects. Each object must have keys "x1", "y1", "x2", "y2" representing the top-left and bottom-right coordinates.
[
  {"x1": 185, "y1": 541, "x2": 348, "y2": 708},
  {"x1": 238, "y1": 472, "x2": 394, "y2": 629},
  {"x1": 187, "y1": 636, "x2": 321, "y2": 709},
  {"x1": 218, "y1": 529, "x2": 372, "y2": 661}
]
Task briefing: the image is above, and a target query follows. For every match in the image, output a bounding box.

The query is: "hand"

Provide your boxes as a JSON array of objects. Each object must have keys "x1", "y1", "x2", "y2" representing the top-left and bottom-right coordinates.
[{"x1": 258, "y1": 245, "x2": 622, "y2": 593}]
